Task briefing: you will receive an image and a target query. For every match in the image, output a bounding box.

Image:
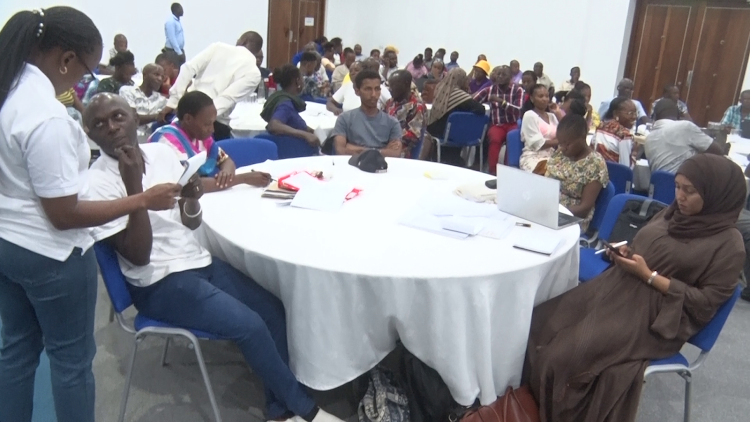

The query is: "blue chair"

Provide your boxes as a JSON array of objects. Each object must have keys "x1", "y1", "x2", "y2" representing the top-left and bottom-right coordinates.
[
  {"x1": 94, "y1": 242, "x2": 224, "y2": 422},
  {"x1": 410, "y1": 126, "x2": 426, "y2": 159},
  {"x1": 219, "y1": 138, "x2": 278, "y2": 167},
  {"x1": 581, "y1": 181, "x2": 616, "y2": 246},
  {"x1": 434, "y1": 112, "x2": 489, "y2": 167},
  {"x1": 645, "y1": 285, "x2": 741, "y2": 422},
  {"x1": 255, "y1": 132, "x2": 318, "y2": 159},
  {"x1": 579, "y1": 194, "x2": 667, "y2": 282},
  {"x1": 505, "y1": 129, "x2": 522, "y2": 168},
  {"x1": 649, "y1": 170, "x2": 676, "y2": 205},
  {"x1": 606, "y1": 161, "x2": 634, "y2": 194}
]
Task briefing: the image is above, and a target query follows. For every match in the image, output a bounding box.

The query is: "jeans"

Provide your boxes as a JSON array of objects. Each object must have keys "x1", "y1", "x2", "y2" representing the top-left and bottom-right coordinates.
[
  {"x1": 0, "y1": 238, "x2": 97, "y2": 422},
  {"x1": 127, "y1": 258, "x2": 315, "y2": 419}
]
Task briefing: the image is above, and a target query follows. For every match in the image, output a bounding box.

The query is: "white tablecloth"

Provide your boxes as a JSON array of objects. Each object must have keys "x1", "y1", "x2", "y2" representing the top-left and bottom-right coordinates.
[
  {"x1": 229, "y1": 101, "x2": 337, "y2": 142},
  {"x1": 195, "y1": 157, "x2": 580, "y2": 405}
]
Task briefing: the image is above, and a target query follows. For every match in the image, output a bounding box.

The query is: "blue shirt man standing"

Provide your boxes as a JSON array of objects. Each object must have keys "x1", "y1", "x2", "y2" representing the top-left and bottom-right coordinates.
[{"x1": 164, "y1": 3, "x2": 185, "y2": 64}]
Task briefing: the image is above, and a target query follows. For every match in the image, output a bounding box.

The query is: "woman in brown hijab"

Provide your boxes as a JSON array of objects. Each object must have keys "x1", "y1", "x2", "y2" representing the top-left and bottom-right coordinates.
[{"x1": 523, "y1": 154, "x2": 746, "y2": 422}]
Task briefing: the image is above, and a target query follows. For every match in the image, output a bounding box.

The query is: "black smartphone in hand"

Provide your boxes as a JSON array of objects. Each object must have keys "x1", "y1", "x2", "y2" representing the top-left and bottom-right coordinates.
[{"x1": 601, "y1": 240, "x2": 624, "y2": 257}]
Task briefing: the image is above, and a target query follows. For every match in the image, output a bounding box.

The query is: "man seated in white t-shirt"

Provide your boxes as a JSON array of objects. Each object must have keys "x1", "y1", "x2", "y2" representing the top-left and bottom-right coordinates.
[
  {"x1": 644, "y1": 99, "x2": 724, "y2": 173},
  {"x1": 326, "y1": 58, "x2": 391, "y2": 115},
  {"x1": 119, "y1": 63, "x2": 168, "y2": 143},
  {"x1": 83, "y1": 93, "x2": 344, "y2": 422}
]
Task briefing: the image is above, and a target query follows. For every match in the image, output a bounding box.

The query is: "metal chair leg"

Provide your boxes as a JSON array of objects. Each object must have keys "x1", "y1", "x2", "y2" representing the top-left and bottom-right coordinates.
[
  {"x1": 683, "y1": 372, "x2": 692, "y2": 422},
  {"x1": 188, "y1": 336, "x2": 222, "y2": 422},
  {"x1": 109, "y1": 304, "x2": 115, "y2": 323},
  {"x1": 479, "y1": 141, "x2": 484, "y2": 173},
  {"x1": 161, "y1": 337, "x2": 171, "y2": 367},
  {"x1": 436, "y1": 142, "x2": 442, "y2": 164},
  {"x1": 118, "y1": 336, "x2": 141, "y2": 422}
]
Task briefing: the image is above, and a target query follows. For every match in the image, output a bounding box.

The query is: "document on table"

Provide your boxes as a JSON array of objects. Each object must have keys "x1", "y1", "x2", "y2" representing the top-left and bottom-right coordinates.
[
  {"x1": 399, "y1": 209, "x2": 470, "y2": 239},
  {"x1": 511, "y1": 226, "x2": 564, "y2": 256},
  {"x1": 290, "y1": 181, "x2": 353, "y2": 212},
  {"x1": 418, "y1": 193, "x2": 499, "y2": 218}
]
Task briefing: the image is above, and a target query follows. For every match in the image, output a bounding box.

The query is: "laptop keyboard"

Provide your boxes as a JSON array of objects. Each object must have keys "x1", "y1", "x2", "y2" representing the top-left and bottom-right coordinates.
[{"x1": 558, "y1": 212, "x2": 581, "y2": 227}]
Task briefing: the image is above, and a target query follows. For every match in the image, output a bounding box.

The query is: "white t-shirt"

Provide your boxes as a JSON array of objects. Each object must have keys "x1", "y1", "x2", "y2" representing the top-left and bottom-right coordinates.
[
  {"x1": 332, "y1": 82, "x2": 391, "y2": 112},
  {"x1": 88, "y1": 143, "x2": 212, "y2": 287},
  {"x1": 645, "y1": 119, "x2": 714, "y2": 173},
  {"x1": 0, "y1": 64, "x2": 93, "y2": 261},
  {"x1": 119, "y1": 86, "x2": 168, "y2": 142}
]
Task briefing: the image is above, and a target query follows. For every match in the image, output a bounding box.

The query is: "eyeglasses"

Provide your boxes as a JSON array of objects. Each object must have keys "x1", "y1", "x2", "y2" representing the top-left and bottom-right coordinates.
[{"x1": 78, "y1": 56, "x2": 97, "y2": 80}]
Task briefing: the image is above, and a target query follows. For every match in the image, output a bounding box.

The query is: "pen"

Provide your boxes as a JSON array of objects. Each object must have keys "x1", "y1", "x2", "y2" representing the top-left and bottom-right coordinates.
[
  {"x1": 595, "y1": 241, "x2": 628, "y2": 255},
  {"x1": 251, "y1": 169, "x2": 276, "y2": 182},
  {"x1": 515, "y1": 222, "x2": 531, "y2": 228}
]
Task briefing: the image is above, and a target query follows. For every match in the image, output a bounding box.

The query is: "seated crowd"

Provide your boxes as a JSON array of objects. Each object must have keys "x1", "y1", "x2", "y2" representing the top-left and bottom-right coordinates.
[{"x1": 3, "y1": 5, "x2": 750, "y2": 422}]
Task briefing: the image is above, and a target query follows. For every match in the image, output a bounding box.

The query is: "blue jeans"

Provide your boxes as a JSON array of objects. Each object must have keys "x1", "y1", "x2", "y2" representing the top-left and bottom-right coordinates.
[
  {"x1": 0, "y1": 238, "x2": 97, "y2": 422},
  {"x1": 127, "y1": 258, "x2": 315, "y2": 419}
]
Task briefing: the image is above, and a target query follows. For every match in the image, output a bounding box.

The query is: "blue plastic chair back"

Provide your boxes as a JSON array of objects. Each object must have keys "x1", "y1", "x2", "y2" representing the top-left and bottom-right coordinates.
[
  {"x1": 689, "y1": 286, "x2": 741, "y2": 351},
  {"x1": 516, "y1": 118, "x2": 522, "y2": 129},
  {"x1": 93, "y1": 242, "x2": 133, "y2": 314},
  {"x1": 606, "y1": 161, "x2": 634, "y2": 194},
  {"x1": 589, "y1": 181, "x2": 616, "y2": 233},
  {"x1": 255, "y1": 133, "x2": 318, "y2": 159},
  {"x1": 596, "y1": 194, "x2": 668, "y2": 241},
  {"x1": 219, "y1": 138, "x2": 278, "y2": 167},
  {"x1": 650, "y1": 170, "x2": 676, "y2": 205},
  {"x1": 506, "y1": 129, "x2": 522, "y2": 168},
  {"x1": 410, "y1": 126, "x2": 426, "y2": 159},
  {"x1": 442, "y1": 112, "x2": 489, "y2": 147}
]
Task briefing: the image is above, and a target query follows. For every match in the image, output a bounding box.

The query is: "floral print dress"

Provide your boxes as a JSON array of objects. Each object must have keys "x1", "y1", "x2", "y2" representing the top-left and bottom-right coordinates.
[{"x1": 545, "y1": 149, "x2": 609, "y2": 232}]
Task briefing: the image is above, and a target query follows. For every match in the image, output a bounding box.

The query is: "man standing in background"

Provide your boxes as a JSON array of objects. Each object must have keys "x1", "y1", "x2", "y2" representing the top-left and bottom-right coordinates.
[{"x1": 164, "y1": 3, "x2": 186, "y2": 64}]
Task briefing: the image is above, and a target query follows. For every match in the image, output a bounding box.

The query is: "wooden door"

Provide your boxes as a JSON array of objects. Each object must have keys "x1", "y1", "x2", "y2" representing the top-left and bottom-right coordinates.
[
  {"x1": 625, "y1": 0, "x2": 750, "y2": 126},
  {"x1": 267, "y1": 0, "x2": 325, "y2": 70},
  {"x1": 684, "y1": 5, "x2": 750, "y2": 124},
  {"x1": 627, "y1": 3, "x2": 696, "y2": 110}
]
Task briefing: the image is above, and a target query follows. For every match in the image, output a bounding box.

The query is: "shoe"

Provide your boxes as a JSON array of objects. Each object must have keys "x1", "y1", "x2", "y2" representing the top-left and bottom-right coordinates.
[
  {"x1": 311, "y1": 409, "x2": 345, "y2": 422},
  {"x1": 741, "y1": 287, "x2": 750, "y2": 302}
]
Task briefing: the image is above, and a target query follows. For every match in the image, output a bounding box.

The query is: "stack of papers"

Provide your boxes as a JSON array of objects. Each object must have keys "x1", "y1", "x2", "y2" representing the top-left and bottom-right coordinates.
[{"x1": 290, "y1": 182, "x2": 353, "y2": 212}]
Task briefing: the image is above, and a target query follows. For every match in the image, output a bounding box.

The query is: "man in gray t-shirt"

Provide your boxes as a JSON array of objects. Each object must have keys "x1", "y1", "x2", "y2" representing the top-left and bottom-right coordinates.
[
  {"x1": 645, "y1": 99, "x2": 723, "y2": 173},
  {"x1": 332, "y1": 69, "x2": 403, "y2": 157}
]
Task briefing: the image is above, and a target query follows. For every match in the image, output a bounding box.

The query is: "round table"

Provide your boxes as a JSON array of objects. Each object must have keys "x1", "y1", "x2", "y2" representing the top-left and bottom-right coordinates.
[
  {"x1": 229, "y1": 101, "x2": 337, "y2": 142},
  {"x1": 195, "y1": 156, "x2": 580, "y2": 405}
]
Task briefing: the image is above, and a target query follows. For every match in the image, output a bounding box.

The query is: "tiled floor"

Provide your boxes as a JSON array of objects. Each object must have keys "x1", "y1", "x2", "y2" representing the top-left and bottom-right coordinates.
[{"x1": 18, "y1": 277, "x2": 750, "y2": 422}]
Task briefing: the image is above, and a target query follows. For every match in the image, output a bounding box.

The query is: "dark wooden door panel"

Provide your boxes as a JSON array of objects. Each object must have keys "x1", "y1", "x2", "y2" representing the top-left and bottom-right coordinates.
[
  {"x1": 631, "y1": 5, "x2": 693, "y2": 110},
  {"x1": 686, "y1": 7, "x2": 750, "y2": 125},
  {"x1": 297, "y1": 0, "x2": 321, "y2": 51},
  {"x1": 268, "y1": 0, "x2": 294, "y2": 70}
]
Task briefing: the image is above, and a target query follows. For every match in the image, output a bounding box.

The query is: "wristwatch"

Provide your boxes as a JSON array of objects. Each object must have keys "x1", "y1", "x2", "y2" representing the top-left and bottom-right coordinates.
[{"x1": 647, "y1": 271, "x2": 658, "y2": 285}]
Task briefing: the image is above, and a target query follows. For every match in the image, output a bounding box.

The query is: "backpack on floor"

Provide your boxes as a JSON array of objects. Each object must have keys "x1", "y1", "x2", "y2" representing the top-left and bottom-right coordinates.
[
  {"x1": 358, "y1": 366, "x2": 410, "y2": 422},
  {"x1": 401, "y1": 348, "x2": 476, "y2": 422},
  {"x1": 608, "y1": 198, "x2": 667, "y2": 244}
]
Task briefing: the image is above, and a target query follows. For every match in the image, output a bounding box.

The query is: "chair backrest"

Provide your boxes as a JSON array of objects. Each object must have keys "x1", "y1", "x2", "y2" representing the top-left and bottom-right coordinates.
[
  {"x1": 688, "y1": 285, "x2": 741, "y2": 351},
  {"x1": 606, "y1": 161, "x2": 634, "y2": 194},
  {"x1": 649, "y1": 170, "x2": 676, "y2": 205},
  {"x1": 596, "y1": 194, "x2": 667, "y2": 241},
  {"x1": 444, "y1": 112, "x2": 489, "y2": 146},
  {"x1": 93, "y1": 242, "x2": 133, "y2": 314},
  {"x1": 410, "y1": 125, "x2": 426, "y2": 159},
  {"x1": 506, "y1": 129, "x2": 522, "y2": 168},
  {"x1": 219, "y1": 138, "x2": 279, "y2": 167},
  {"x1": 255, "y1": 133, "x2": 318, "y2": 159},
  {"x1": 589, "y1": 181, "x2": 616, "y2": 233}
]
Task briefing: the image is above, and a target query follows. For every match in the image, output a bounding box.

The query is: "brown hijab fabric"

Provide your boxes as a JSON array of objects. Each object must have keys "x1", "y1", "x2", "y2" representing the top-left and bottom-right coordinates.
[{"x1": 664, "y1": 154, "x2": 746, "y2": 239}]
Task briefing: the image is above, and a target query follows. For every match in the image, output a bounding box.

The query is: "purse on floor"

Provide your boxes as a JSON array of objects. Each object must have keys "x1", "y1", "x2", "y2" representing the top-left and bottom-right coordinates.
[{"x1": 460, "y1": 386, "x2": 540, "y2": 422}]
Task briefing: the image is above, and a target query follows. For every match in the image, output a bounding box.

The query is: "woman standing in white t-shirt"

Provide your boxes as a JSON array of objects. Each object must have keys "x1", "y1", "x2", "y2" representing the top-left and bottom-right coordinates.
[{"x1": 0, "y1": 8, "x2": 181, "y2": 422}]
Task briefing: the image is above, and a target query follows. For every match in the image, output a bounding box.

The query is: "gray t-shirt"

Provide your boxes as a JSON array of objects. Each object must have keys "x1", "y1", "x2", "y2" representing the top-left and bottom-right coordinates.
[
  {"x1": 644, "y1": 119, "x2": 713, "y2": 173},
  {"x1": 332, "y1": 108, "x2": 402, "y2": 149}
]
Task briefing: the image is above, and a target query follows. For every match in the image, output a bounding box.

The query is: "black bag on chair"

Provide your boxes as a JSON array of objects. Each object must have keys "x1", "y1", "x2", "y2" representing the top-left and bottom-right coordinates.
[{"x1": 608, "y1": 199, "x2": 667, "y2": 244}]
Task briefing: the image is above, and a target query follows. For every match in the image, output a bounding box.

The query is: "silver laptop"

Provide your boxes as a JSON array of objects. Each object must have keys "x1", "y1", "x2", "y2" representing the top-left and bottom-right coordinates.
[{"x1": 495, "y1": 165, "x2": 582, "y2": 230}]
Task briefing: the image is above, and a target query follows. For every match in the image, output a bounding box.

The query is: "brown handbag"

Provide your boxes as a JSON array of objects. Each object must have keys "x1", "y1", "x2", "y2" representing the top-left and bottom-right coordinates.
[{"x1": 460, "y1": 386, "x2": 540, "y2": 422}]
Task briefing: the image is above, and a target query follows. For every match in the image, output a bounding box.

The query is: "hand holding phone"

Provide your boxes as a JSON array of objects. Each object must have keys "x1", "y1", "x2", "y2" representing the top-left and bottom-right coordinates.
[{"x1": 598, "y1": 240, "x2": 628, "y2": 258}]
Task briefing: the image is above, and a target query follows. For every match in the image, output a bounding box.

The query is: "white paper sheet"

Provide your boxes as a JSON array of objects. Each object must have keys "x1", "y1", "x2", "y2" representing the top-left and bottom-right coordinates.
[
  {"x1": 418, "y1": 194, "x2": 497, "y2": 217},
  {"x1": 399, "y1": 209, "x2": 469, "y2": 239},
  {"x1": 290, "y1": 182, "x2": 352, "y2": 212}
]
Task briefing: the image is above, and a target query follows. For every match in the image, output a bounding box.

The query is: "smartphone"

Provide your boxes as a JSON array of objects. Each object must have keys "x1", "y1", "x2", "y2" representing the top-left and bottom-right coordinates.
[{"x1": 601, "y1": 240, "x2": 624, "y2": 257}]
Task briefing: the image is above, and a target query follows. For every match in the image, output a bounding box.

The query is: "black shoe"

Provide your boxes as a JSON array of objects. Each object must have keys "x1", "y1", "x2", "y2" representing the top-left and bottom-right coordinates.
[{"x1": 741, "y1": 287, "x2": 750, "y2": 302}]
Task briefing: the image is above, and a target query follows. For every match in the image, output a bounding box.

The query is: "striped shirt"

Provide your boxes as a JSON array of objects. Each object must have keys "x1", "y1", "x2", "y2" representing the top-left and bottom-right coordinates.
[
  {"x1": 472, "y1": 83, "x2": 524, "y2": 126},
  {"x1": 56, "y1": 88, "x2": 77, "y2": 107},
  {"x1": 720, "y1": 104, "x2": 750, "y2": 129}
]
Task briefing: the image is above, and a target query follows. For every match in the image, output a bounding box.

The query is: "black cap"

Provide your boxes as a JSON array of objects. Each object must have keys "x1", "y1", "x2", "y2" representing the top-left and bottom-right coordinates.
[{"x1": 348, "y1": 150, "x2": 388, "y2": 173}]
